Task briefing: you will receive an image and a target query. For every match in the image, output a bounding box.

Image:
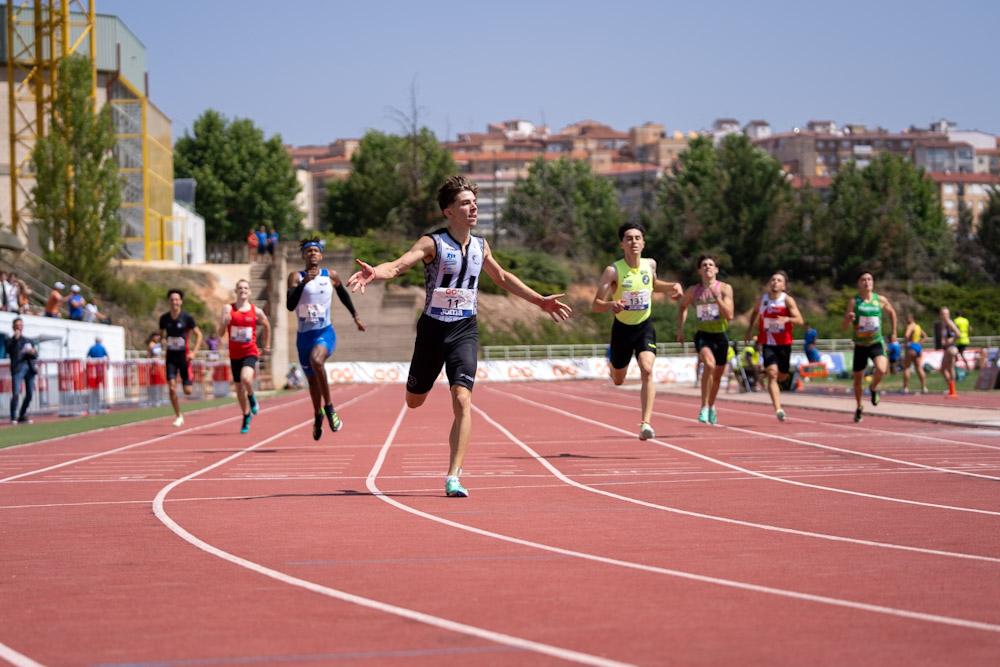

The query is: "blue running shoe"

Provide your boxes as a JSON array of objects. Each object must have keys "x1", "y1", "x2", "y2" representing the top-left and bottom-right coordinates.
[
  {"x1": 698, "y1": 407, "x2": 710, "y2": 423},
  {"x1": 445, "y1": 476, "x2": 469, "y2": 497},
  {"x1": 240, "y1": 413, "x2": 252, "y2": 434},
  {"x1": 708, "y1": 407, "x2": 718, "y2": 425},
  {"x1": 248, "y1": 393, "x2": 259, "y2": 415}
]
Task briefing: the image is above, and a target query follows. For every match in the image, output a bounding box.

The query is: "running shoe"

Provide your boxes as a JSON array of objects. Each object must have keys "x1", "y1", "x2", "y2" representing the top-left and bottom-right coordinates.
[
  {"x1": 871, "y1": 390, "x2": 880, "y2": 407},
  {"x1": 16, "y1": 417, "x2": 32, "y2": 425},
  {"x1": 240, "y1": 413, "x2": 252, "y2": 434},
  {"x1": 324, "y1": 404, "x2": 343, "y2": 432},
  {"x1": 708, "y1": 407, "x2": 718, "y2": 425},
  {"x1": 698, "y1": 407, "x2": 710, "y2": 423},
  {"x1": 172, "y1": 415, "x2": 184, "y2": 428},
  {"x1": 312, "y1": 413, "x2": 323, "y2": 441},
  {"x1": 853, "y1": 407, "x2": 863, "y2": 423},
  {"x1": 248, "y1": 393, "x2": 259, "y2": 415},
  {"x1": 776, "y1": 409, "x2": 786, "y2": 422},
  {"x1": 639, "y1": 422, "x2": 655, "y2": 440},
  {"x1": 445, "y1": 476, "x2": 469, "y2": 498}
]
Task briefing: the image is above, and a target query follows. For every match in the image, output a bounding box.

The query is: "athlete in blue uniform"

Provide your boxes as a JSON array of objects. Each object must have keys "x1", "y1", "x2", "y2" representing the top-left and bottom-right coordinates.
[
  {"x1": 287, "y1": 238, "x2": 366, "y2": 440},
  {"x1": 348, "y1": 175, "x2": 572, "y2": 497}
]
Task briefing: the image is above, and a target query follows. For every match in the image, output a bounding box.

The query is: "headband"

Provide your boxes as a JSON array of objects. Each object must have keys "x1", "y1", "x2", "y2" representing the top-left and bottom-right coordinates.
[{"x1": 301, "y1": 240, "x2": 324, "y2": 253}]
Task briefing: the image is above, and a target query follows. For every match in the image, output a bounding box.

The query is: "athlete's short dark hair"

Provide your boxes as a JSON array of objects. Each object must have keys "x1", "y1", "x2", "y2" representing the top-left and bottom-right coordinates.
[
  {"x1": 955, "y1": 310, "x2": 964, "y2": 317},
  {"x1": 618, "y1": 222, "x2": 645, "y2": 241},
  {"x1": 856, "y1": 269, "x2": 873, "y2": 282},
  {"x1": 167, "y1": 289, "x2": 184, "y2": 300},
  {"x1": 697, "y1": 254, "x2": 718, "y2": 268},
  {"x1": 437, "y1": 175, "x2": 478, "y2": 211},
  {"x1": 772, "y1": 270, "x2": 789, "y2": 285}
]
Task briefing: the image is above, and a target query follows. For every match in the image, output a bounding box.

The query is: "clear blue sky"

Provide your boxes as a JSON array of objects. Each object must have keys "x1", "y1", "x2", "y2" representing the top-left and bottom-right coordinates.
[{"x1": 98, "y1": 0, "x2": 1000, "y2": 146}]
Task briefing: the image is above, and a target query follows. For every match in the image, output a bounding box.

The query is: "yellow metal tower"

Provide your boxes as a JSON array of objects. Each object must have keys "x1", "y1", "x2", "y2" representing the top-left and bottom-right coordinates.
[{"x1": 5, "y1": 0, "x2": 94, "y2": 235}]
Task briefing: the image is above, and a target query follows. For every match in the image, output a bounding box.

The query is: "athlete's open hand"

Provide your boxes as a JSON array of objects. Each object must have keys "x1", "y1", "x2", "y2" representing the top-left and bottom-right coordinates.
[
  {"x1": 347, "y1": 259, "x2": 375, "y2": 294},
  {"x1": 538, "y1": 294, "x2": 572, "y2": 322}
]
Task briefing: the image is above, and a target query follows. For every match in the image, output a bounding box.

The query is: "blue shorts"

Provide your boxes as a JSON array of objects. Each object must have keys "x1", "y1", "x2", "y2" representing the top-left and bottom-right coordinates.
[
  {"x1": 908, "y1": 342, "x2": 923, "y2": 357},
  {"x1": 297, "y1": 327, "x2": 336, "y2": 376}
]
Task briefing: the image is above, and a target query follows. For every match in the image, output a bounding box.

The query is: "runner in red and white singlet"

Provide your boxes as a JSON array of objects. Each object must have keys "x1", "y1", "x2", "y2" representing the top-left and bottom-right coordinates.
[
  {"x1": 744, "y1": 271, "x2": 803, "y2": 421},
  {"x1": 220, "y1": 279, "x2": 271, "y2": 434}
]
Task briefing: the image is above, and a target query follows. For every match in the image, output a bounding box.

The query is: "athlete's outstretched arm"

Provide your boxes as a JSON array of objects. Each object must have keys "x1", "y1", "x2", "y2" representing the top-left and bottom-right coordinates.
[
  {"x1": 347, "y1": 236, "x2": 435, "y2": 293},
  {"x1": 675, "y1": 287, "x2": 694, "y2": 343},
  {"x1": 219, "y1": 304, "x2": 233, "y2": 339},
  {"x1": 785, "y1": 294, "x2": 805, "y2": 327},
  {"x1": 331, "y1": 271, "x2": 366, "y2": 331},
  {"x1": 592, "y1": 265, "x2": 623, "y2": 314},
  {"x1": 482, "y1": 241, "x2": 571, "y2": 321},
  {"x1": 744, "y1": 295, "x2": 762, "y2": 343},
  {"x1": 880, "y1": 296, "x2": 898, "y2": 342},
  {"x1": 256, "y1": 305, "x2": 272, "y2": 352}
]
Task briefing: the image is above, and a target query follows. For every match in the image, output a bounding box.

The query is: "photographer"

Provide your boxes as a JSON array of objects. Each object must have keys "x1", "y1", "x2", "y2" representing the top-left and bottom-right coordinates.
[{"x1": 6, "y1": 317, "x2": 38, "y2": 424}]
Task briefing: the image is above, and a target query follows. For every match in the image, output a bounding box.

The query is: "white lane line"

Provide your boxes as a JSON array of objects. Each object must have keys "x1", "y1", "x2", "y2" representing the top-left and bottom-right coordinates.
[
  {"x1": 562, "y1": 387, "x2": 1000, "y2": 482},
  {"x1": 0, "y1": 641, "x2": 45, "y2": 667},
  {"x1": 473, "y1": 404, "x2": 1000, "y2": 564},
  {"x1": 153, "y1": 389, "x2": 630, "y2": 667},
  {"x1": 368, "y1": 405, "x2": 1000, "y2": 635},
  {"x1": 0, "y1": 397, "x2": 314, "y2": 484},
  {"x1": 501, "y1": 388, "x2": 1000, "y2": 517}
]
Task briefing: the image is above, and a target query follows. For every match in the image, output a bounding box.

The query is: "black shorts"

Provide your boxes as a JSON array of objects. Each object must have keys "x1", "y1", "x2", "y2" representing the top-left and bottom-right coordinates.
[
  {"x1": 407, "y1": 314, "x2": 478, "y2": 394},
  {"x1": 165, "y1": 352, "x2": 192, "y2": 386},
  {"x1": 957, "y1": 344, "x2": 967, "y2": 354},
  {"x1": 609, "y1": 318, "x2": 657, "y2": 369},
  {"x1": 230, "y1": 355, "x2": 258, "y2": 380},
  {"x1": 762, "y1": 345, "x2": 792, "y2": 374},
  {"x1": 694, "y1": 331, "x2": 729, "y2": 366},
  {"x1": 853, "y1": 342, "x2": 886, "y2": 373}
]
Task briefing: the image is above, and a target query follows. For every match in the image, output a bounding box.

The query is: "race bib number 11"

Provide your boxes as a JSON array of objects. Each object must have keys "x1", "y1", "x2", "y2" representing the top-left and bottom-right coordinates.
[{"x1": 430, "y1": 287, "x2": 475, "y2": 317}]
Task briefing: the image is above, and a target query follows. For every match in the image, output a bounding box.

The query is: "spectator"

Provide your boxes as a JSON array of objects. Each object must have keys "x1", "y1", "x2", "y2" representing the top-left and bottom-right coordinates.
[
  {"x1": 255, "y1": 225, "x2": 268, "y2": 263},
  {"x1": 6, "y1": 317, "x2": 37, "y2": 424},
  {"x1": 0, "y1": 271, "x2": 8, "y2": 311},
  {"x1": 67, "y1": 285, "x2": 86, "y2": 320},
  {"x1": 6, "y1": 272, "x2": 20, "y2": 313},
  {"x1": 146, "y1": 332, "x2": 163, "y2": 358},
  {"x1": 205, "y1": 333, "x2": 221, "y2": 361},
  {"x1": 84, "y1": 300, "x2": 110, "y2": 324},
  {"x1": 46, "y1": 281, "x2": 65, "y2": 317},
  {"x1": 87, "y1": 336, "x2": 108, "y2": 359},
  {"x1": 803, "y1": 323, "x2": 821, "y2": 363},
  {"x1": 953, "y1": 310, "x2": 972, "y2": 370},
  {"x1": 267, "y1": 227, "x2": 279, "y2": 260},
  {"x1": 741, "y1": 342, "x2": 762, "y2": 391},
  {"x1": 246, "y1": 229, "x2": 259, "y2": 263},
  {"x1": 16, "y1": 280, "x2": 31, "y2": 315}
]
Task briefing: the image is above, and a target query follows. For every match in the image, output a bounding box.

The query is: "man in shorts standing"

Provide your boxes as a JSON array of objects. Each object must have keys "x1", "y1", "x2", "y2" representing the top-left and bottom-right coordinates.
[
  {"x1": 676, "y1": 255, "x2": 735, "y2": 425},
  {"x1": 286, "y1": 238, "x2": 366, "y2": 441},
  {"x1": 221, "y1": 279, "x2": 272, "y2": 434},
  {"x1": 842, "y1": 271, "x2": 897, "y2": 422},
  {"x1": 953, "y1": 310, "x2": 971, "y2": 371},
  {"x1": 593, "y1": 222, "x2": 683, "y2": 440},
  {"x1": 159, "y1": 289, "x2": 203, "y2": 427},
  {"x1": 937, "y1": 307, "x2": 961, "y2": 398},
  {"x1": 744, "y1": 271, "x2": 804, "y2": 421},
  {"x1": 348, "y1": 175, "x2": 572, "y2": 497}
]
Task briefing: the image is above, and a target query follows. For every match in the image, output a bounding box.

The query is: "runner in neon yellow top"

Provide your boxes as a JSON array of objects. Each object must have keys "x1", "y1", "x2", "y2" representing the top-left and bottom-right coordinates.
[
  {"x1": 677, "y1": 255, "x2": 735, "y2": 425},
  {"x1": 842, "y1": 270, "x2": 897, "y2": 422},
  {"x1": 593, "y1": 222, "x2": 682, "y2": 440},
  {"x1": 953, "y1": 311, "x2": 971, "y2": 371}
]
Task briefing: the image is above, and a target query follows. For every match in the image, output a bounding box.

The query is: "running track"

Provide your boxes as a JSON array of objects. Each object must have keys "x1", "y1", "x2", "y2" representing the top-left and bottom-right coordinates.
[{"x1": 1, "y1": 381, "x2": 999, "y2": 666}]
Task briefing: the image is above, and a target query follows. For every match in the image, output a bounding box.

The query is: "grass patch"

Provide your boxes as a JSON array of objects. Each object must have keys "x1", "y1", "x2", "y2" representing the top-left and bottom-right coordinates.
[{"x1": 0, "y1": 396, "x2": 237, "y2": 449}]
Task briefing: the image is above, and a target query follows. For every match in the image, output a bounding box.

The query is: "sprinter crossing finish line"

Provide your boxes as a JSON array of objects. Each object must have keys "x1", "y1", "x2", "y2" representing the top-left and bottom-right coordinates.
[{"x1": 348, "y1": 175, "x2": 572, "y2": 498}]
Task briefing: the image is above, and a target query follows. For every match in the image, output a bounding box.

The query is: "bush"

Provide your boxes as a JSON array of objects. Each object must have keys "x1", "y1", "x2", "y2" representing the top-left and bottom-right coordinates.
[
  {"x1": 913, "y1": 284, "x2": 1000, "y2": 334},
  {"x1": 484, "y1": 248, "x2": 571, "y2": 296}
]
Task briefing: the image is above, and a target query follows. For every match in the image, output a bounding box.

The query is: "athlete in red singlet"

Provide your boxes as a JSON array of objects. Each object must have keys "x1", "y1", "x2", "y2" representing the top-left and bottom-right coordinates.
[
  {"x1": 220, "y1": 279, "x2": 271, "y2": 433},
  {"x1": 744, "y1": 271, "x2": 803, "y2": 421}
]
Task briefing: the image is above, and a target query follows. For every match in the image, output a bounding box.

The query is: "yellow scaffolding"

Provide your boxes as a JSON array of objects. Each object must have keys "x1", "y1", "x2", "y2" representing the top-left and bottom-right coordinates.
[{"x1": 5, "y1": 0, "x2": 95, "y2": 235}]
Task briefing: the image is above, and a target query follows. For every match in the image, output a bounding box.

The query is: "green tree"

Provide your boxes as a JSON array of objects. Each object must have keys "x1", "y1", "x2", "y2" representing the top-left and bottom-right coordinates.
[
  {"x1": 650, "y1": 135, "x2": 791, "y2": 277},
  {"x1": 503, "y1": 156, "x2": 623, "y2": 262},
  {"x1": 174, "y1": 110, "x2": 302, "y2": 242},
  {"x1": 30, "y1": 55, "x2": 122, "y2": 285},
  {"x1": 322, "y1": 129, "x2": 455, "y2": 237},
  {"x1": 977, "y1": 188, "x2": 1000, "y2": 281}
]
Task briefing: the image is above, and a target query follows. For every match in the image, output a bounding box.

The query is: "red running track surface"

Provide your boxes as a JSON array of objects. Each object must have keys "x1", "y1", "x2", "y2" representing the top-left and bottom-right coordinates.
[{"x1": 1, "y1": 381, "x2": 999, "y2": 666}]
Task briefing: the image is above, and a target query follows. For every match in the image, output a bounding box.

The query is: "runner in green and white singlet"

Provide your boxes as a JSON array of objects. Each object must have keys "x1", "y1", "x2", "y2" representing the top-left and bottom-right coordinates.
[
  {"x1": 842, "y1": 270, "x2": 897, "y2": 422},
  {"x1": 593, "y1": 222, "x2": 682, "y2": 440}
]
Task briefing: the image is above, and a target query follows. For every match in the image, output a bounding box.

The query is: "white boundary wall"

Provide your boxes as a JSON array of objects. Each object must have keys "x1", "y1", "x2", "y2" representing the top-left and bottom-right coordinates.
[{"x1": 0, "y1": 312, "x2": 126, "y2": 361}]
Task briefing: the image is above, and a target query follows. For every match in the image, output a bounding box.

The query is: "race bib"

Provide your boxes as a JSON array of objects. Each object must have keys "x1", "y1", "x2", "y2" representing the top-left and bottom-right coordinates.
[
  {"x1": 230, "y1": 326, "x2": 253, "y2": 343},
  {"x1": 696, "y1": 303, "x2": 720, "y2": 322},
  {"x1": 764, "y1": 317, "x2": 784, "y2": 333},
  {"x1": 166, "y1": 336, "x2": 186, "y2": 351},
  {"x1": 430, "y1": 287, "x2": 475, "y2": 318},
  {"x1": 858, "y1": 316, "x2": 880, "y2": 334},
  {"x1": 297, "y1": 303, "x2": 323, "y2": 323},
  {"x1": 621, "y1": 290, "x2": 650, "y2": 312}
]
